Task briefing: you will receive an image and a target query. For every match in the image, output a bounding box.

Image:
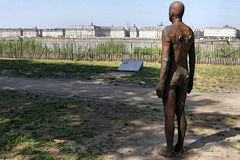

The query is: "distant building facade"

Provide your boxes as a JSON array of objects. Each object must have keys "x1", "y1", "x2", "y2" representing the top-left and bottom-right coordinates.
[
  {"x1": 139, "y1": 24, "x2": 164, "y2": 39},
  {"x1": 65, "y1": 23, "x2": 128, "y2": 38},
  {"x1": 204, "y1": 25, "x2": 239, "y2": 38},
  {"x1": 2, "y1": 23, "x2": 239, "y2": 39},
  {"x1": 194, "y1": 30, "x2": 204, "y2": 37},
  {"x1": 110, "y1": 26, "x2": 128, "y2": 38},
  {"x1": 130, "y1": 24, "x2": 139, "y2": 38},
  {"x1": 94, "y1": 26, "x2": 110, "y2": 37},
  {"x1": 0, "y1": 23, "x2": 164, "y2": 39},
  {"x1": 22, "y1": 28, "x2": 39, "y2": 37},
  {"x1": 65, "y1": 25, "x2": 95, "y2": 38},
  {"x1": 192, "y1": 27, "x2": 204, "y2": 37},
  {"x1": 0, "y1": 28, "x2": 22, "y2": 38},
  {"x1": 42, "y1": 29, "x2": 65, "y2": 38}
]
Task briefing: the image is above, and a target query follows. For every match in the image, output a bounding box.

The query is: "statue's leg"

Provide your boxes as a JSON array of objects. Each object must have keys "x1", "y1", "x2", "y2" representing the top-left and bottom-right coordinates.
[
  {"x1": 158, "y1": 86, "x2": 176, "y2": 157},
  {"x1": 174, "y1": 85, "x2": 187, "y2": 153}
]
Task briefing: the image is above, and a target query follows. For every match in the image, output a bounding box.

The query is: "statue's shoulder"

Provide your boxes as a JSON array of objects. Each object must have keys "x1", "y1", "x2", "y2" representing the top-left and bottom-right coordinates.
[
  {"x1": 182, "y1": 24, "x2": 194, "y2": 43},
  {"x1": 162, "y1": 25, "x2": 175, "y2": 42},
  {"x1": 183, "y1": 24, "x2": 194, "y2": 34},
  {"x1": 162, "y1": 25, "x2": 174, "y2": 34}
]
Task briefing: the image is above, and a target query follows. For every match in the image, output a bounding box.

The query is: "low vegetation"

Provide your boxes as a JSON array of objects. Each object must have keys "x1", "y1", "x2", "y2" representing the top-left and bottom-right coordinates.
[
  {"x1": 1, "y1": 39, "x2": 240, "y2": 58},
  {"x1": 0, "y1": 59, "x2": 239, "y2": 93},
  {"x1": 0, "y1": 59, "x2": 118, "y2": 79},
  {"x1": 0, "y1": 58, "x2": 239, "y2": 159},
  {"x1": 196, "y1": 43, "x2": 240, "y2": 58},
  {"x1": 0, "y1": 39, "x2": 161, "y2": 56},
  {"x1": 0, "y1": 90, "x2": 163, "y2": 159},
  {"x1": 0, "y1": 89, "x2": 239, "y2": 159}
]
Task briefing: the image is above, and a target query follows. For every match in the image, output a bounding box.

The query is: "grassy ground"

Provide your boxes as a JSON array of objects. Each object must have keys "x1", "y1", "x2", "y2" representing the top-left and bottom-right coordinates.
[
  {"x1": 0, "y1": 59, "x2": 240, "y2": 93},
  {"x1": 0, "y1": 59, "x2": 118, "y2": 80},
  {"x1": 193, "y1": 64, "x2": 240, "y2": 93},
  {"x1": 0, "y1": 90, "x2": 163, "y2": 160},
  {"x1": 0, "y1": 90, "x2": 240, "y2": 159},
  {"x1": 0, "y1": 59, "x2": 240, "y2": 159}
]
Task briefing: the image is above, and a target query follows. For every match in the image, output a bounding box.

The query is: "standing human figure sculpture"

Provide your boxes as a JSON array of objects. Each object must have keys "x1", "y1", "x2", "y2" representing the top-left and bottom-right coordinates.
[{"x1": 156, "y1": 1, "x2": 195, "y2": 157}]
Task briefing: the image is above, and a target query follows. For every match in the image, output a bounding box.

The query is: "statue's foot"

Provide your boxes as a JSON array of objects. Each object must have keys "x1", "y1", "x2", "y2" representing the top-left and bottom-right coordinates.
[
  {"x1": 174, "y1": 143, "x2": 184, "y2": 154},
  {"x1": 158, "y1": 148, "x2": 173, "y2": 157}
]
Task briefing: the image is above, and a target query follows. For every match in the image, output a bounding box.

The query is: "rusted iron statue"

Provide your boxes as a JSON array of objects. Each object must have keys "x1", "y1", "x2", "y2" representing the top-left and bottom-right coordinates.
[{"x1": 156, "y1": 1, "x2": 195, "y2": 157}]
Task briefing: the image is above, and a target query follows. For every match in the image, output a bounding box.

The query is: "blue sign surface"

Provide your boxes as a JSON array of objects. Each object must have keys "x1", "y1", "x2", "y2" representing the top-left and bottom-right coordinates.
[{"x1": 118, "y1": 60, "x2": 143, "y2": 71}]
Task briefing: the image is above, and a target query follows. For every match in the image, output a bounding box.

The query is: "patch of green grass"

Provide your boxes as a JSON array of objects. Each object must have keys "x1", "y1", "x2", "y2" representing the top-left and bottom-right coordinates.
[
  {"x1": 152, "y1": 108, "x2": 160, "y2": 112},
  {"x1": 0, "y1": 131, "x2": 25, "y2": 151},
  {"x1": 217, "y1": 132, "x2": 226, "y2": 137},
  {"x1": 193, "y1": 64, "x2": 240, "y2": 93},
  {"x1": 77, "y1": 152, "x2": 86, "y2": 159},
  {"x1": 231, "y1": 145, "x2": 240, "y2": 152},
  {"x1": 186, "y1": 115, "x2": 193, "y2": 120},
  {"x1": 189, "y1": 129, "x2": 194, "y2": 133},
  {"x1": 124, "y1": 121, "x2": 129, "y2": 126},
  {"x1": 204, "y1": 147, "x2": 214, "y2": 152},
  {"x1": 0, "y1": 90, "x2": 112, "y2": 159},
  {"x1": 227, "y1": 115, "x2": 237, "y2": 120},
  {"x1": 108, "y1": 133, "x2": 113, "y2": 137},
  {"x1": 0, "y1": 59, "x2": 118, "y2": 79},
  {"x1": 31, "y1": 148, "x2": 45, "y2": 154},
  {"x1": 0, "y1": 59, "x2": 240, "y2": 92},
  {"x1": 216, "y1": 118, "x2": 222, "y2": 121},
  {"x1": 81, "y1": 129, "x2": 95, "y2": 138}
]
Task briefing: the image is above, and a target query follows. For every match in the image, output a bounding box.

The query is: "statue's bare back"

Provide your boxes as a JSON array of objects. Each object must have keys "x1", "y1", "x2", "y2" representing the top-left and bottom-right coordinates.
[{"x1": 163, "y1": 22, "x2": 194, "y2": 88}]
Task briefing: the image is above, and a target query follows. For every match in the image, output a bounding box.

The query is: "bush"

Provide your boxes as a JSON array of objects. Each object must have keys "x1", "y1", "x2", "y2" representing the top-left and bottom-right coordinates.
[
  {"x1": 1, "y1": 39, "x2": 239, "y2": 58},
  {"x1": 92, "y1": 42, "x2": 128, "y2": 54},
  {"x1": 213, "y1": 44, "x2": 239, "y2": 58},
  {"x1": 196, "y1": 43, "x2": 240, "y2": 58},
  {"x1": 133, "y1": 47, "x2": 161, "y2": 55}
]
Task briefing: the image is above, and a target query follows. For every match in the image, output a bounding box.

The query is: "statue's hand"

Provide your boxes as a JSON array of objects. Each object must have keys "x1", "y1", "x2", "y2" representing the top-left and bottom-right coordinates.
[
  {"x1": 156, "y1": 83, "x2": 164, "y2": 98},
  {"x1": 187, "y1": 80, "x2": 193, "y2": 94}
]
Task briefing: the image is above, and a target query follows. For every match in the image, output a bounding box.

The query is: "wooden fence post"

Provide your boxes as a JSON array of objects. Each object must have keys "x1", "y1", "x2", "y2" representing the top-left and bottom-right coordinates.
[{"x1": 71, "y1": 43, "x2": 73, "y2": 60}]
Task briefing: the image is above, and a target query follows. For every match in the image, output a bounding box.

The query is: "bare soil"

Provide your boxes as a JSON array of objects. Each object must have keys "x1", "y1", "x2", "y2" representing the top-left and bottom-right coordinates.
[{"x1": 0, "y1": 76, "x2": 240, "y2": 160}]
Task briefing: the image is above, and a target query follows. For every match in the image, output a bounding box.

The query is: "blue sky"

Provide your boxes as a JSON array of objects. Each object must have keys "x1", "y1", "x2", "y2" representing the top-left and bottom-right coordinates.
[{"x1": 1, "y1": 0, "x2": 239, "y2": 28}]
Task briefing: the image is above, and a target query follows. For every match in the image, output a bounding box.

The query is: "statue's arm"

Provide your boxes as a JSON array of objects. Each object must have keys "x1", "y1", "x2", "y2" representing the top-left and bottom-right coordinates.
[
  {"x1": 188, "y1": 34, "x2": 195, "y2": 93},
  {"x1": 156, "y1": 29, "x2": 171, "y2": 98}
]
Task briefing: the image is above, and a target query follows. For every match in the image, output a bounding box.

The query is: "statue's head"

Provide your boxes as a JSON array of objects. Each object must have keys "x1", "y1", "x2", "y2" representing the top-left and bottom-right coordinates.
[{"x1": 169, "y1": 1, "x2": 185, "y2": 22}]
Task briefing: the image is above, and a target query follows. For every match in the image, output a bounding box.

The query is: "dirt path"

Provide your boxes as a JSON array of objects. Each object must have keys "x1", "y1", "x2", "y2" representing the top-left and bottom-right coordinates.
[
  {"x1": 1, "y1": 76, "x2": 240, "y2": 160},
  {"x1": 1, "y1": 76, "x2": 239, "y2": 109}
]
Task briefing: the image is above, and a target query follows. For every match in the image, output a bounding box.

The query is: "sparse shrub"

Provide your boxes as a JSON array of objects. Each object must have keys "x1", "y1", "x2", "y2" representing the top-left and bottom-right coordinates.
[
  {"x1": 133, "y1": 47, "x2": 161, "y2": 55},
  {"x1": 0, "y1": 39, "x2": 239, "y2": 58}
]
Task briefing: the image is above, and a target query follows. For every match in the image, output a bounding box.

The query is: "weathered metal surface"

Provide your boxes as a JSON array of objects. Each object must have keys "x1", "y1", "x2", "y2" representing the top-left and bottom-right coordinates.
[
  {"x1": 156, "y1": 1, "x2": 196, "y2": 157},
  {"x1": 118, "y1": 60, "x2": 143, "y2": 71}
]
